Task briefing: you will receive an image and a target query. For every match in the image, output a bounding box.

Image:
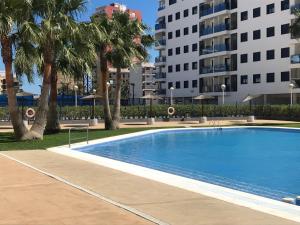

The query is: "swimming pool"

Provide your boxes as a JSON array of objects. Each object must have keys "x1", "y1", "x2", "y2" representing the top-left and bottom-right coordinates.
[{"x1": 73, "y1": 127, "x2": 300, "y2": 201}]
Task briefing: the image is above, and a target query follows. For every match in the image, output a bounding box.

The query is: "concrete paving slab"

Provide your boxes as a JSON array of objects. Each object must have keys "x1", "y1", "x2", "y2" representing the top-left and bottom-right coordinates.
[
  {"x1": 0, "y1": 155, "x2": 153, "y2": 225},
  {"x1": 3, "y1": 150, "x2": 300, "y2": 225}
]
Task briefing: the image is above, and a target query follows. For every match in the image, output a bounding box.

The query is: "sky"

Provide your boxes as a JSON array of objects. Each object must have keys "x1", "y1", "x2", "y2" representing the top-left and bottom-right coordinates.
[{"x1": 0, "y1": 0, "x2": 158, "y2": 94}]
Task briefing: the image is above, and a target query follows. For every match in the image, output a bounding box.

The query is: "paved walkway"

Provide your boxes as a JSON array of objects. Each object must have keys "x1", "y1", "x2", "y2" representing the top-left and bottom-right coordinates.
[
  {"x1": 0, "y1": 154, "x2": 153, "y2": 225},
  {"x1": 3, "y1": 150, "x2": 299, "y2": 225}
]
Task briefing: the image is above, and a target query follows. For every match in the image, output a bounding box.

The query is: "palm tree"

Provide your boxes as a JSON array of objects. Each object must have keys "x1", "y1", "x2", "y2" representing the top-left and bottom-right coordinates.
[
  {"x1": 0, "y1": 0, "x2": 34, "y2": 140},
  {"x1": 45, "y1": 22, "x2": 96, "y2": 134},
  {"x1": 91, "y1": 14, "x2": 114, "y2": 130},
  {"x1": 108, "y1": 12, "x2": 154, "y2": 129},
  {"x1": 21, "y1": 0, "x2": 87, "y2": 140}
]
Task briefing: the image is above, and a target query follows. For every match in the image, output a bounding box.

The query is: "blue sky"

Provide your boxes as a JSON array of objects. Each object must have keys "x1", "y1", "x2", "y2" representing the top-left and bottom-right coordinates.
[{"x1": 0, "y1": 0, "x2": 157, "y2": 94}]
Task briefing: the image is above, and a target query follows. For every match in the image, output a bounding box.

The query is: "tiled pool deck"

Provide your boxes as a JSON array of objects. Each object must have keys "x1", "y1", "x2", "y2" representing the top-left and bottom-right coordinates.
[{"x1": 2, "y1": 150, "x2": 300, "y2": 225}]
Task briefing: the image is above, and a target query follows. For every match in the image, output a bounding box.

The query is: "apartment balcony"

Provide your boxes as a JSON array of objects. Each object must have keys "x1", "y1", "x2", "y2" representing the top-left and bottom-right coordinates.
[
  {"x1": 155, "y1": 39, "x2": 166, "y2": 50},
  {"x1": 200, "y1": 44, "x2": 230, "y2": 56},
  {"x1": 155, "y1": 23, "x2": 166, "y2": 32},
  {"x1": 155, "y1": 56, "x2": 166, "y2": 66},
  {"x1": 200, "y1": 2, "x2": 230, "y2": 18},
  {"x1": 156, "y1": 89, "x2": 166, "y2": 95},
  {"x1": 200, "y1": 64, "x2": 230, "y2": 75},
  {"x1": 200, "y1": 23, "x2": 230, "y2": 37},
  {"x1": 155, "y1": 72, "x2": 167, "y2": 79},
  {"x1": 158, "y1": 5, "x2": 165, "y2": 11}
]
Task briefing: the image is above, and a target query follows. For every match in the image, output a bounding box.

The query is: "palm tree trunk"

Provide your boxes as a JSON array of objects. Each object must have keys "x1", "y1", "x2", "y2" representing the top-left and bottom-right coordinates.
[
  {"x1": 112, "y1": 67, "x2": 122, "y2": 130},
  {"x1": 0, "y1": 36, "x2": 29, "y2": 140},
  {"x1": 45, "y1": 64, "x2": 60, "y2": 134},
  {"x1": 23, "y1": 47, "x2": 53, "y2": 140},
  {"x1": 98, "y1": 51, "x2": 113, "y2": 130}
]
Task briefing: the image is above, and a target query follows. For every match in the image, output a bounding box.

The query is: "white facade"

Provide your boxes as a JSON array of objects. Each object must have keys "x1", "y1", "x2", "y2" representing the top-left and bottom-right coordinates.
[
  {"x1": 129, "y1": 63, "x2": 157, "y2": 104},
  {"x1": 155, "y1": 0, "x2": 300, "y2": 104}
]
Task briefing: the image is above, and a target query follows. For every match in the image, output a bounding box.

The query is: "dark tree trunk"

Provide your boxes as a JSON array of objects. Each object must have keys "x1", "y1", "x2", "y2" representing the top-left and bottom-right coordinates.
[
  {"x1": 112, "y1": 67, "x2": 122, "y2": 130},
  {"x1": 98, "y1": 51, "x2": 113, "y2": 130},
  {"x1": 23, "y1": 44, "x2": 54, "y2": 140},
  {"x1": 45, "y1": 64, "x2": 60, "y2": 134},
  {"x1": 0, "y1": 36, "x2": 29, "y2": 140}
]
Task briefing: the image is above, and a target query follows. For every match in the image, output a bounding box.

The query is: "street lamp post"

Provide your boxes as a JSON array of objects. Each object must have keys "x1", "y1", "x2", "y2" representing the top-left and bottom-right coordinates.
[
  {"x1": 74, "y1": 85, "x2": 78, "y2": 107},
  {"x1": 221, "y1": 84, "x2": 226, "y2": 105},
  {"x1": 289, "y1": 83, "x2": 295, "y2": 106},
  {"x1": 92, "y1": 89, "x2": 96, "y2": 119},
  {"x1": 131, "y1": 83, "x2": 135, "y2": 105},
  {"x1": 170, "y1": 87, "x2": 174, "y2": 105}
]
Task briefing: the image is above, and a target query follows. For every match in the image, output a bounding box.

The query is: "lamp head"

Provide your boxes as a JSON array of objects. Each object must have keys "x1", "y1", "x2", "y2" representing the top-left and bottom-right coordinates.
[
  {"x1": 74, "y1": 85, "x2": 78, "y2": 91},
  {"x1": 170, "y1": 87, "x2": 174, "y2": 90},
  {"x1": 221, "y1": 84, "x2": 226, "y2": 90},
  {"x1": 93, "y1": 89, "x2": 96, "y2": 94},
  {"x1": 289, "y1": 83, "x2": 295, "y2": 90}
]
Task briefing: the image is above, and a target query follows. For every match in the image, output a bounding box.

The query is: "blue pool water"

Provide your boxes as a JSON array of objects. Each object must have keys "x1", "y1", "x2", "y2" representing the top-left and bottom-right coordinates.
[{"x1": 75, "y1": 128, "x2": 300, "y2": 200}]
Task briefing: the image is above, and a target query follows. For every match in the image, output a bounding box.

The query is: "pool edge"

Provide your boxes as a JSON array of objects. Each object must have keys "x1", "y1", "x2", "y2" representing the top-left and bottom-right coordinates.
[{"x1": 48, "y1": 126, "x2": 300, "y2": 223}]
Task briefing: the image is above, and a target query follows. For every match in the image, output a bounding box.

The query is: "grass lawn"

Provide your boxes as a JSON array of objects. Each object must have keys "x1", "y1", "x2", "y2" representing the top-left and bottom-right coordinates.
[{"x1": 0, "y1": 123, "x2": 300, "y2": 151}]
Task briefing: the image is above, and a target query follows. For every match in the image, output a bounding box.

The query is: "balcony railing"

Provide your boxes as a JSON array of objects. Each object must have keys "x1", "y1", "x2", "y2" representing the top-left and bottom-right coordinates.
[
  {"x1": 155, "y1": 72, "x2": 167, "y2": 79},
  {"x1": 158, "y1": 5, "x2": 165, "y2": 11},
  {"x1": 200, "y1": 64, "x2": 230, "y2": 74},
  {"x1": 155, "y1": 39, "x2": 166, "y2": 47},
  {"x1": 291, "y1": 54, "x2": 300, "y2": 64},
  {"x1": 155, "y1": 23, "x2": 166, "y2": 31},
  {"x1": 156, "y1": 89, "x2": 166, "y2": 95},
  {"x1": 201, "y1": 44, "x2": 230, "y2": 55},
  {"x1": 201, "y1": 7, "x2": 213, "y2": 17},
  {"x1": 200, "y1": 23, "x2": 230, "y2": 37},
  {"x1": 214, "y1": 2, "x2": 227, "y2": 13},
  {"x1": 200, "y1": 1, "x2": 229, "y2": 17},
  {"x1": 155, "y1": 56, "x2": 166, "y2": 63}
]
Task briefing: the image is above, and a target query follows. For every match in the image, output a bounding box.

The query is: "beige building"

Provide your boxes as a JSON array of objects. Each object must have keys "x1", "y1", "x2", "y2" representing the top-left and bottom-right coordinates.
[{"x1": 0, "y1": 71, "x2": 22, "y2": 94}]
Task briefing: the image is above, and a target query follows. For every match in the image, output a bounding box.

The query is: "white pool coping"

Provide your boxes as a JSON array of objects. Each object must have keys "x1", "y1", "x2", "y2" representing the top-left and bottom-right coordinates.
[{"x1": 48, "y1": 126, "x2": 300, "y2": 223}]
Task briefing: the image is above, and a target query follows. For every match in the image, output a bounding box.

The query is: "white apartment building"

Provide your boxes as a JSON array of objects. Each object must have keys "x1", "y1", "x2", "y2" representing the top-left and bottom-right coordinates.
[
  {"x1": 129, "y1": 63, "x2": 158, "y2": 104},
  {"x1": 155, "y1": 0, "x2": 300, "y2": 104}
]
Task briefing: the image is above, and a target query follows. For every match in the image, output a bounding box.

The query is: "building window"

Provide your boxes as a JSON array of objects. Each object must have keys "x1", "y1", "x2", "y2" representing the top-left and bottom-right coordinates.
[
  {"x1": 253, "y1": 74, "x2": 261, "y2": 83},
  {"x1": 266, "y1": 50, "x2": 275, "y2": 60},
  {"x1": 253, "y1": 30, "x2": 261, "y2": 40},
  {"x1": 184, "y1": 9, "x2": 189, "y2": 17},
  {"x1": 241, "y1": 75, "x2": 248, "y2": 84},
  {"x1": 192, "y1": 6, "x2": 198, "y2": 15},
  {"x1": 184, "y1": 63, "x2": 189, "y2": 71},
  {"x1": 168, "y1": 65, "x2": 173, "y2": 73},
  {"x1": 184, "y1": 80, "x2": 189, "y2": 88},
  {"x1": 192, "y1": 24, "x2": 198, "y2": 33},
  {"x1": 281, "y1": 23, "x2": 290, "y2": 34},
  {"x1": 267, "y1": 3, "x2": 275, "y2": 14},
  {"x1": 184, "y1": 27, "x2": 189, "y2": 35},
  {"x1": 176, "y1": 47, "x2": 180, "y2": 55},
  {"x1": 241, "y1": 32, "x2": 248, "y2": 42},
  {"x1": 168, "y1": 49, "x2": 173, "y2": 56},
  {"x1": 253, "y1": 7, "x2": 261, "y2": 18},
  {"x1": 175, "y1": 81, "x2": 181, "y2": 89},
  {"x1": 281, "y1": 71, "x2": 290, "y2": 81},
  {"x1": 184, "y1": 45, "x2": 189, "y2": 53},
  {"x1": 192, "y1": 80, "x2": 198, "y2": 88},
  {"x1": 267, "y1": 73, "x2": 275, "y2": 83},
  {"x1": 240, "y1": 54, "x2": 248, "y2": 63},
  {"x1": 281, "y1": 47, "x2": 290, "y2": 58},
  {"x1": 168, "y1": 32, "x2": 173, "y2": 39},
  {"x1": 175, "y1": 29, "x2": 180, "y2": 37},
  {"x1": 176, "y1": 64, "x2": 181, "y2": 72},
  {"x1": 192, "y1": 61, "x2": 198, "y2": 70},
  {"x1": 168, "y1": 82, "x2": 173, "y2": 89},
  {"x1": 267, "y1": 27, "x2": 275, "y2": 37},
  {"x1": 175, "y1": 12, "x2": 180, "y2": 20},
  {"x1": 168, "y1": 14, "x2": 173, "y2": 23},
  {"x1": 241, "y1": 11, "x2": 248, "y2": 21},
  {"x1": 192, "y1": 43, "x2": 198, "y2": 52},
  {"x1": 281, "y1": 0, "x2": 289, "y2": 11},
  {"x1": 253, "y1": 52, "x2": 261, "y2": 62},
  {"x1": 169, "y1": 0, "x2": 177, "y2": 5}
]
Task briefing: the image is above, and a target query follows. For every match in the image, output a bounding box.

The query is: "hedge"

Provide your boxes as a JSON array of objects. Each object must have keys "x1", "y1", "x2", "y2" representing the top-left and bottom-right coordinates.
[{"x1": 0, "y1": 104, "x2": 300, "y2": 121}]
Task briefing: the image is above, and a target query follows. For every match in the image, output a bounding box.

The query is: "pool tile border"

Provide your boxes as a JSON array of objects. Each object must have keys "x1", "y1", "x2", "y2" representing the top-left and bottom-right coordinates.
[{"x1": 48, "y1": 126, "x2": 300, "y2": 223}]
